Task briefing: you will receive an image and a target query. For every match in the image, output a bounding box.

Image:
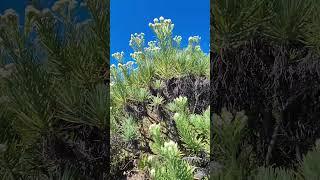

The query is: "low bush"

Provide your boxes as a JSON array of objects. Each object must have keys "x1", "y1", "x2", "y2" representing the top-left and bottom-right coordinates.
[{"x1": 110, "y1": 16, "x2": 210, "y2": 179}]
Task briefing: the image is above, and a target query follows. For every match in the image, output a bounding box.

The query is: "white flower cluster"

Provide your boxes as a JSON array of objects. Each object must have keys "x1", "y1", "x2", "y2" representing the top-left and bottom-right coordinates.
[
  {"x1": 150, "y1": 168, "x2": 156, "y2": 177},
  {"x1": 144, "y1": 41, "x2": 161, "y2": 53},
  {"x1": 52, "y1": 0, "x2": 78, "y2": 13},
  {"x1": 25, "y1": 5, "x2": 53, "y2": 23},
  {"x1": 130, "y1": 51, "x2": 144, "y2": 61},
  {"x1": 161, "y1": 140, "x2": 180, "y2": 157},
  {"x1": 0, "y1": 9, "x2": 18, "y2": 27},
  {"x1": 194, "y1": 45, "x2": 202, "y2": 52},
  {"x1": 25, "y1": 5, "x2": 40, "y2": 19},
  {"x1": 188, "y1": 35, "x2": 201, "y2": 46},
  {"x1": 41, "y1": 8, "x2": 52, "y2": 17},
  {"x1": 111, "y1": 51, "x2": 124, "y2": 63},
  {"x1": 147, "y1": 155, "x2": 154, "y2": 162},
  {"x1": 148, "y1": 16, "x2": 174, "y2": 45},
  {"x1": 24, "y1": 6, "x2": 53, "y2": 34},
  {"x1": 113, "y1": 61, "x2": 136, "y2": 70},
  {"x1": 129, "y1": 33, "x2": 145, "y2": 52},
  {"x1": 173, "y1": 112, "x2": 181, "y2": 120},
  {"x1": 123, "y1": 61, "x2": 136, "y2": 69},
  {"x1": 173, "y1": 35, "x2": 182, "y2": 46},
  {"x1": 147, "y1": 41, "x2": 157, "y2": 48}
]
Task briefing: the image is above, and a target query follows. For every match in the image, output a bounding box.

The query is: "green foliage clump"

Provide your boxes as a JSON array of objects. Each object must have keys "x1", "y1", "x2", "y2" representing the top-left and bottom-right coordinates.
[
  {"x1": 212, "y1": 0, "x2": 320, "y2": 52},
  {"x1": 0, "y1": 0, "x2": 109, "y2": 179},
  {"x1": 212, "y1": 108, "x2": 320, "y2": 180},
  {"x1": 111, "y1": 16, "x2": 210, "y2": 179}
]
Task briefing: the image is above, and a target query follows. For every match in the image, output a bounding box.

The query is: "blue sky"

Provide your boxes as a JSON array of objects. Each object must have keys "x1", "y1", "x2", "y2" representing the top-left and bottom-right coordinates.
[
  {"x1": 0, "y1": 1, "x2": 27, "y2": 17},
  {"x1": 0, "y1": 1, "x2": 86, "y2": 23},
  {"x1": 0, "y1": 1, "x2": 55, "y2": 17},
  {"x1": 1, "y1": 0, "x2": 210, "y2": 66},
  {"x1": 111, "y1": 0, "x2": 210, "y2": 65}
]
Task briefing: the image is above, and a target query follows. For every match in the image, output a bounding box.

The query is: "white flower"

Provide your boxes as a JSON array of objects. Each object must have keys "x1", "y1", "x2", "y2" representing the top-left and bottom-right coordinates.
[
  {"x1": 164, "y1": 140, "x2": 175, "y2": 148},
  {"x1": 173, "y1": 113, "x2": 180, "y2": 120},
  {"x1": 188, "y1": 36, "x2": 201, "y2": 48},
  {"x1": 25, "y1": 5, "x2": 40, "y2": 19},
  {"x1": 195, "y1": 45, "x2": 202, "y2": 51},
  {"x1": 147, "y1": 41, "x2": 157, "y2": 47},
  {"x1": 149, "y1": 16, "x2": 175, "y2": 46},
  {"x1": 52, "y1": 0, "x2": 78, "y2": 13},
  {"x1": 163, "y1": 140, "x2": 179, "y2": 154},
  {"x1": 2, "y1": 9, "x2": 18, "y2": 25},
  {"x1": 173, "y1": 35, "x2": 182, "y2": 45},
  {"x1": 125, "y1": 61, "x2": 135, "y2": 69},
  {"x1": 153, "y1": 18, "x2": 158, "y2": 23},
  {"x1": 52, "y1": 0, "x2": 64, "y2": 12},
  {"x1": 3, "y1": 9, "x2": 17, "y2": 17},
  {"x1": 129, "y1": 33, "x2": 145, "y2": 51},
  {"x1": 147, "y1": 155, "x2": 154, "y2": 162},
  {"x1": 150, "y1": 169, "x2": 156, "y2": 177},
  {"x1": 149, "y1": 123, "x2": 158, "y2": 131},
  {"x1": 112, "y1": 52, "x2": 125, "y2": 62},
  {"x1": 41, "y1": 8, "x2": 52, "y2": 17},
  {"x1": 130, "y1": 51, "x2": 144, "y2": 61}
]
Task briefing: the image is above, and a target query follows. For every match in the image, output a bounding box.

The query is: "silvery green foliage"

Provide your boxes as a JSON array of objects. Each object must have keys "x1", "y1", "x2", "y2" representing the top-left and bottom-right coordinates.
[
  {"x1": 252, "y1": 167, "x2": 294, "y2": 180},
  {"x1": 152, "y1": 142, "x2": 194, "y2": 180},
  {"x1": 144, "y1": 97, "x2": 209, "y2": 179},
  {"x1": 170, "y1": 97, "x2": 210, "y2": 153},
  {"x1": 110, "y1": 17, "x2": 209, "y2": 179},
  {"x1": 147, "y1": 125, "x2": 194, "y2": 180},
  {"x1": 211, "y1": 108, "x2": 252, "y2": 179},
  {"x1": 121, "y1": 116, "x2": 139, "y2": 142},
  {"x1": 251, "y1": 142, "x2": 320, "y2": 180},
  {"x1": 298, "y1": 139, "x2": 320, "y2": 180},
  {"x1": 212, "y1": 108, "x2": 320, "y2": 179}
]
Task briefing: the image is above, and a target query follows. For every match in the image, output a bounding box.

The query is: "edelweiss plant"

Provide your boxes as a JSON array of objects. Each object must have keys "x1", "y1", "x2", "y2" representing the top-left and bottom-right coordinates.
[
  {"x1": 111, "y1": 16, "x2": 210, "y2": 179},
  {"x1": 0, "y1": 0, "x2": 109, "y2": 179}
]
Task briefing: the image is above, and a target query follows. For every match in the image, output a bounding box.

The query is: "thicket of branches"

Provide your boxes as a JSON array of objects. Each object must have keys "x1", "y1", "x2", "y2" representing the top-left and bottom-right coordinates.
[{"x1": 211, "y1": 0, "x2": 320, "y2": 179}]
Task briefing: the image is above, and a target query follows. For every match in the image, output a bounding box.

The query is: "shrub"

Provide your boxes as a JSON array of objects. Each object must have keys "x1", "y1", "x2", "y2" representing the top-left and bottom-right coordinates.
[
  {"x1": 0, "y1": 0, "x2": 109, "y2": 179},
  {"x1": 212, "y1": 0, "x2": 320, "y2": 170},
  {"x1": 110, "y1": 16, "x2": 210, "y2": 179}
]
